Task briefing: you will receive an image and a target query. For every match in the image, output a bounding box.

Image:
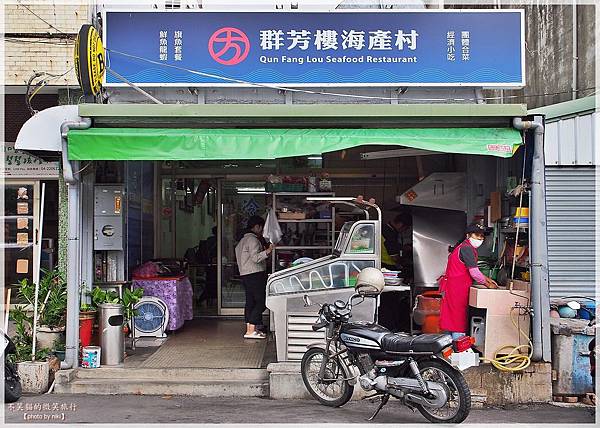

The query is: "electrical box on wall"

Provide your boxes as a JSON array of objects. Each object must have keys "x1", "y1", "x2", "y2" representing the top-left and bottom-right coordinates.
[{"x1": 94, "y1": 185, "x2": 124, "y2": 251}]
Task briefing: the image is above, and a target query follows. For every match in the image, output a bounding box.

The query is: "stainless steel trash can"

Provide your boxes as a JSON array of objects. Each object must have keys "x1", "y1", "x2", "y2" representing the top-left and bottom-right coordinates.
[{"x1": 98, "y1": 303, "x2": 124, "y2": 366}]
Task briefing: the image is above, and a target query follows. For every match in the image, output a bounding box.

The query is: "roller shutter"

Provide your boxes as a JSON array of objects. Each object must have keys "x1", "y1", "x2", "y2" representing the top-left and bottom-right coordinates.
[{"x1": 545, "y1": 167, "x2": 596, "y2": 299}]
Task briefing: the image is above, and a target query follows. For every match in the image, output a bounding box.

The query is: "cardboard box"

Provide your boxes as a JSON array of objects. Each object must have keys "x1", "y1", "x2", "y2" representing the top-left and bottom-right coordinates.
[
  {"x1": 469, "y1": 284, "x2": 530, "y2": 316},
  {"x1": 278, "y1": 212, "x2": 306, "y2": 220},
  {"x1": 474, "y1": 313, "x2": 531, "y2": 361},
  {"x1": 490, "y1": 191, "x2": 502, "y2": 222},
  {"x1": 509, "y1": 279, "x2": 530, "y2": 292}
]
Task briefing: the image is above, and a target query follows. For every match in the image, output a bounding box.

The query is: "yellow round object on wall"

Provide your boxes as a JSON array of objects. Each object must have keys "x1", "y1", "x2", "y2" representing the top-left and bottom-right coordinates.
[{"x1": 74, "y1": 24, "x2": 105, "y2": 96}]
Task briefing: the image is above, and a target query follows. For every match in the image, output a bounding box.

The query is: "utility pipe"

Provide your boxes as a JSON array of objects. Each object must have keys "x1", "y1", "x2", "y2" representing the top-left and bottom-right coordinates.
[
  {"x1": 60, "y1": 118, "x2": 92, "y2": 370},
  {"x1": 512, "y1": 117, "x2": 550, "y2": 362},
  {"x1": 32, "y1": 182, "x2": 46, "y2": 359},
  {"x1": 572, "y1": 0, "x2": 578, "y2": 100}
]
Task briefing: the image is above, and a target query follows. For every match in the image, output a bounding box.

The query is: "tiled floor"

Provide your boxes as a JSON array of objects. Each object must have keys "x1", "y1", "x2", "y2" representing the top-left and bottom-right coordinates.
[{"x1": 125, "y1": 319, "x2": 275, "y2": 369}]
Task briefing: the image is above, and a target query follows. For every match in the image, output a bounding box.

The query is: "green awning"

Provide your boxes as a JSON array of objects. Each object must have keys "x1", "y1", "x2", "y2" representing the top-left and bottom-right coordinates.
[{"x1": 67, "y1": 127, "x2": 522, "y2": 160}]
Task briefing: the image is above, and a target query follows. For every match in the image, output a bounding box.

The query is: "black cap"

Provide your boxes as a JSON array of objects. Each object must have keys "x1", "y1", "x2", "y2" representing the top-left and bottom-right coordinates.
[{"x1": 465, "y1": 223, "x2": 486, "y2": 234}]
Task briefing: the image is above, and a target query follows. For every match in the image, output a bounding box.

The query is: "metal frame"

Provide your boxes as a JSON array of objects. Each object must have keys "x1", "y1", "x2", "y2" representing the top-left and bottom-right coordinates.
[
  {"x1": 270, "y1": 192, "x2": 336, "y2": 274},
  {"x1": 266, "y1": 197, "x2": 384, "y2": 361},
  {"x1": 3, "y1": 180, "x2": 40, "y2": 296}
]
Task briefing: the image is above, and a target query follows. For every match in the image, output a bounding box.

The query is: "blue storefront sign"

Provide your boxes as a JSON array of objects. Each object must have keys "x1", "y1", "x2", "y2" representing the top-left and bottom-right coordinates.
[{"x1": 104, "y1": 10, "x2": 524, "y2": 87}]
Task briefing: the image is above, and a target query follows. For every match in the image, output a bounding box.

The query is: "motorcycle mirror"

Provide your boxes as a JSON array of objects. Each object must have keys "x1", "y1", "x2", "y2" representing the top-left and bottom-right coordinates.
[
  {"x1": 303, "y1": 294, "x2": 312, "y2": 307},
  {"x1": 567, "y1": 301, "x2": 581, "y2": 311}
]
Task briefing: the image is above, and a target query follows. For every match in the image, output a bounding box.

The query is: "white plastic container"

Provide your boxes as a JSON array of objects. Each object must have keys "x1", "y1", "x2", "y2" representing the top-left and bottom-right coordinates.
[{"x1": 81, "y1": 346, "x2": 101, "y2": 368}]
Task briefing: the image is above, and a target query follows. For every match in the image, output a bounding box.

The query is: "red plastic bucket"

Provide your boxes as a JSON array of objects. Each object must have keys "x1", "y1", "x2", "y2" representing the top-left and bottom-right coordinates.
[{"x1": 79, "y1": 317, "x2": 94, "y2": 348}]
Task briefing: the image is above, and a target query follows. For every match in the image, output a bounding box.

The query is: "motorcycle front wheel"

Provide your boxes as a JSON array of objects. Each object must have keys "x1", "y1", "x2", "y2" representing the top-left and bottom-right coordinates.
[
  {"x1": 301, "y1": 347, "x2": 353, "y2": 407},
  {"x1": 414, "y1": 360, "x2": 471, "y2": 424}
]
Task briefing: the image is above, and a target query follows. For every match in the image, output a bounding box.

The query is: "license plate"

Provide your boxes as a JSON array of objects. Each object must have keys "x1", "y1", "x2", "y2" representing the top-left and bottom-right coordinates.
[{"x1": 449, "y1": 349, "x2": 480, "y2": 371}]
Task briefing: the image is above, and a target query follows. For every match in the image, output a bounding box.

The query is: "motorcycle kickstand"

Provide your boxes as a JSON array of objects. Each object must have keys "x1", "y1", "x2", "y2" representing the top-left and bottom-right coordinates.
[
  {"x1": 362, "y1": 392, "x2": 384, "y2": 402},
  {"x1": 367, "y1": 393, "x2": 390, "y2": 421}
]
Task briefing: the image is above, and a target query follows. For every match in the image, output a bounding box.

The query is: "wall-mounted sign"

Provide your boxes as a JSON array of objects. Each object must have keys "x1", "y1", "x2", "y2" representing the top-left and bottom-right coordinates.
[
  {"x1": 104, "y1": 10, "x2": 524, "y2": 87},
  {"x1": 75, "y1": 24, "x2": 106, "y2": 96},
  {"x1": 1, "y1": 143, "x2": 59, "y2": 178}
]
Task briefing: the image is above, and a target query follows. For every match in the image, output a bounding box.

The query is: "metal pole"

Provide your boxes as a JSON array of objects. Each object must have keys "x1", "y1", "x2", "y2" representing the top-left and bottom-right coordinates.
[
  {"x1": 60, "y1": 117, "x2": 92, "y2": 369},
  {"x1": 32, "y1": 182, "x2": 46, "y2": 360}
]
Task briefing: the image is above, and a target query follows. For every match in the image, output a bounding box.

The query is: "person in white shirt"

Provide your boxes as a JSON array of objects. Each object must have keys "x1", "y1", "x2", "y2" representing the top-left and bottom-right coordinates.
[{"x1": 234, "y1": 215, "x2": 273, "y2": 339}]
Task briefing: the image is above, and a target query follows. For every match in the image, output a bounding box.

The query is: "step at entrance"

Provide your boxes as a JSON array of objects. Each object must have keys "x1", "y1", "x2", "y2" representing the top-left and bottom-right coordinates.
[{"x1": 54, "y1": 368, "x2": 269, "y2": 397}]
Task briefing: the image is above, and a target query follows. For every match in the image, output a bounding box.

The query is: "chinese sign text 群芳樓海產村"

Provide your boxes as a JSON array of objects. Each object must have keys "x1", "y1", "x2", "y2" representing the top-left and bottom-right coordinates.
[{"x1": 104, "y1": 10, "x2": 524, "y2": 87}]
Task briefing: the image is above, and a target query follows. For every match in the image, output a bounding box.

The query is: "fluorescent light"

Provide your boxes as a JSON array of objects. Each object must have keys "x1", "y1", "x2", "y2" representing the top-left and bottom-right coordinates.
[
  {"x1": 237, "y1": 191, "x2": 268, "y2": 195},
  {"x1": 307, "y1": 156, "x2": 322, "y2": 161},
  {"x1": 360, "y1": 148, "x2": 442, "y2": 160},
  {"x1": 236, "y1": 187, "x2": 265, "y2": 192}
]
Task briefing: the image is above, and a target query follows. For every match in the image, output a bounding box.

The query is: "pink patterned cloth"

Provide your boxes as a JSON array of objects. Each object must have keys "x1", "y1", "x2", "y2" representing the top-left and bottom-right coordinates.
[
  {"x1": 132, "y1": 276, "x2": 194, "y2": 331},
  {"x1": 132, "y1": 261, "x2": 160, "y2": 278}
]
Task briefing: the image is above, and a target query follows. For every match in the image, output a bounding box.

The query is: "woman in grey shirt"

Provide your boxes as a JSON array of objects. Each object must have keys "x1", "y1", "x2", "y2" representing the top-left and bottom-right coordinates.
[{"x1": 235, "y1": 215, "x2": 273, "y2": 339}]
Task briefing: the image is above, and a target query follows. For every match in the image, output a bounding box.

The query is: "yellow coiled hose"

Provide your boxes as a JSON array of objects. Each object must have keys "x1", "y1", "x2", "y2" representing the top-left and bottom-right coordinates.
[{"x1": 479, "y1": 307, "x2": 533, "y2": 372}]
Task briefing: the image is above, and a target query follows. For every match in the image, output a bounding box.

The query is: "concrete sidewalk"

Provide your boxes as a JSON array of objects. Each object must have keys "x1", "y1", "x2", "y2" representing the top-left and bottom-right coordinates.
[{"x1": 4, "y1": 394, "x2": 596, "y2": 424}]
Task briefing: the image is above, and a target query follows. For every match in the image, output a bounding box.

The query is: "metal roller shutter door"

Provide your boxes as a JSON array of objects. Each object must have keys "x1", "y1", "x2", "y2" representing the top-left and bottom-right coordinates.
[{"x1": 546, "y1": 167, "x2": 596, "y2": 299}]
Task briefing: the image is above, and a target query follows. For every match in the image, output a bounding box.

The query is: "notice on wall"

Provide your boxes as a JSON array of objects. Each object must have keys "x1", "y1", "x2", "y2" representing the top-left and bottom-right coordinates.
[
  {"x1": 16, "y1": 259, "x2": 29, "y2": 274},
  {"x1": 16, "y1": 233, "x2": 29, "y2": 246},
  {"x1": 16, "y1": 203, "x2": 29, "y2": 215},
  {"x1": 1, "y1": 142, "x2": 59, "y2": 178},
  {"x1": 16, "y1": 218, "x2": 29, "y2": 230}
]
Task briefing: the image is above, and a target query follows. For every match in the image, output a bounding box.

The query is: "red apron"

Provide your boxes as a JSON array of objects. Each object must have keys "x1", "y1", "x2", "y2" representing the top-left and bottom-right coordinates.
[{"x1": 439, "y1": 240, "x2": 477, "y2": 333}]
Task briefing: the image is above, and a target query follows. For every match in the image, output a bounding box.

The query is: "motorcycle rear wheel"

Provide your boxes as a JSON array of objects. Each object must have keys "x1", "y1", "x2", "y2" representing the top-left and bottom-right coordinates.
[
  {"x1": 414, "y1": 360, "x2": 471, "y2": 424},
  {"x1": 301, "y1": 347, "x2": 353, "y2": 407}
]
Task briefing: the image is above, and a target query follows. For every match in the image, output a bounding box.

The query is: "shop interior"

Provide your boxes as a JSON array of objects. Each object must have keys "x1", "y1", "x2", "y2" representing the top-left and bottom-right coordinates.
[{"x1": 86, "y1": 143, "x2": 530, "y2": 369}]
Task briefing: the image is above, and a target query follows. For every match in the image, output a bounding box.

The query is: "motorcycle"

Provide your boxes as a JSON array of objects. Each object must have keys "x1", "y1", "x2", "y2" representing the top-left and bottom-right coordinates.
[
  {"x1": 2, "y1": 330, "x2": 22, "y2": 403},
  {"x1": 300, "y1": 291, "x2": 478, "y2": 423}
]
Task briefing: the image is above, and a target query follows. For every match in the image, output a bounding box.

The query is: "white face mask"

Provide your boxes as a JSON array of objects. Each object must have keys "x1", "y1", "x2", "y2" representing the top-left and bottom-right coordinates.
[{"x1": 469, "y1": 237, "x2": 484, "y2": 248}]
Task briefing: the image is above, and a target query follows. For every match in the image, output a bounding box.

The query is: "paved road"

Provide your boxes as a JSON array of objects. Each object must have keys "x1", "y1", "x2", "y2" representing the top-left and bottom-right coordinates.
[{"x1": 4, "y1": 394, "x2": 596, "y2": 425}]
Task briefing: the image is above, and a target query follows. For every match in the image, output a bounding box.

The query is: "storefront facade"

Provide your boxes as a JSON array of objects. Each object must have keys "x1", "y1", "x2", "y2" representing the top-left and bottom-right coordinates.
[{"x1": 15, "y1": 7, "x2": 554, "y2": 395}]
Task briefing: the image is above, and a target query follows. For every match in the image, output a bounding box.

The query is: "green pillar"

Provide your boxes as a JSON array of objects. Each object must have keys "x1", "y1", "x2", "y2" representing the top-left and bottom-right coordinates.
[
  {"x1": 57, "y1": 165, "x2": 69, "y2": 275},
  {"x1": 56, "y1": 88, "x2": 81, "y2": 275}
]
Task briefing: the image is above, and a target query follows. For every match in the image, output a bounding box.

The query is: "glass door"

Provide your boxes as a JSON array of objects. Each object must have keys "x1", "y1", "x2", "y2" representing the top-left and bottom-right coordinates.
[
  {"x1": 158, "y1": 176, "x2": 218, "y2": 316},
  {"x1": 2, "y1": 181, "x2": 39, "y2": 294},
  {"x1": 218, "y1": 181, "x2": 268, "y2": 315}
]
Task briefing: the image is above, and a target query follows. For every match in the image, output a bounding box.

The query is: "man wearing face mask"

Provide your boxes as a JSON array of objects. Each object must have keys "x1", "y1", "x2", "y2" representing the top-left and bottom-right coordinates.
[{"x1": 439, "y1": 223, "x2": 498, "y2": 339}]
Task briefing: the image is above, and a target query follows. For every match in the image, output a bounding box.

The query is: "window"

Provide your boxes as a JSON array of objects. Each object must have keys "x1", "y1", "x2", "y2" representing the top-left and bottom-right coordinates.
[
  {"x1": 347, "y1": 224, "x2": 375, "y2": 254},
  {"x1": 269, "y1": 260, "x2": 375, "y2": 295}
]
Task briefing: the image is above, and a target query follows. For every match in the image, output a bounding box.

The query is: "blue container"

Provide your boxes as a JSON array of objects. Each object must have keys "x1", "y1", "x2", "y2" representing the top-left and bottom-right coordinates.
[
  {"x1": 551, "y1": 326, "x2": 594, "y2": 395},
  {"x1": 579, "y1": 302, "x2": 596, "y2": 320}
]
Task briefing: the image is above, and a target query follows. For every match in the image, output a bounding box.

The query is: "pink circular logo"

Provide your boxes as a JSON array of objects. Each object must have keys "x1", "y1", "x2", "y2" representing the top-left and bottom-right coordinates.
[{"x1": 208, "y1": 27, "x2": 250, "y2": 66}]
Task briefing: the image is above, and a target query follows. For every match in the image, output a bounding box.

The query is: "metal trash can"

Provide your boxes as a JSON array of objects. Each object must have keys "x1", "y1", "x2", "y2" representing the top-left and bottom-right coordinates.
[
  {"x1": 98, "y1": 303, "x2": 124, "y2": 366},
  {"x1": 550, "y1": 318, "x2": 594, "y2": 395}
]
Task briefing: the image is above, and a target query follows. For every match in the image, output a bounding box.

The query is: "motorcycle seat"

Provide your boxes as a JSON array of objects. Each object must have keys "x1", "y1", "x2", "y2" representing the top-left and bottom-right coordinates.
[{"x1": 381, "y1": 333, "x2": 452, "y2": 354}]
